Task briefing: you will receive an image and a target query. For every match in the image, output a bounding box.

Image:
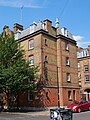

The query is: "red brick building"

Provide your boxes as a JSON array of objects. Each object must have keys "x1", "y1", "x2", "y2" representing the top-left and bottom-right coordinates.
[
  {"x1": 3, "y1": 19, "x2": 80, "y2": 110},
  {"x1": 77, "y1": 46, "x2": 90, "y2": 101}
]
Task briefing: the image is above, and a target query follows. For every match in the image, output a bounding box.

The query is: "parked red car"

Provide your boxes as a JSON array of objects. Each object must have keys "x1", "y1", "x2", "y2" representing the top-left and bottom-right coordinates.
[{"x1": 67, "y1": 100, "x2": 90, "y2": 113}]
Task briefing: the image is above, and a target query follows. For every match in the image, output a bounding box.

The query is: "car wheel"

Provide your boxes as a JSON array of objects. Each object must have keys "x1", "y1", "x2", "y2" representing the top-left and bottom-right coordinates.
[
  {"x1": 88, "y1": 107, "x2": 90, "y2": 111},
  {"x1": 78, "y1": 108, "x2": 81, "y2": 113}
]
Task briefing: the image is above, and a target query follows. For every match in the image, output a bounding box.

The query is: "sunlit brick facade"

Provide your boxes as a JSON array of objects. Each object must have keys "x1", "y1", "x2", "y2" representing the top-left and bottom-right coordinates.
[
  {"x1": 77, "y1": 46, "x2": 90, "y2": 101},
  {"x1": 3, "y1": 19, "x2": 80, "y2": 110}
]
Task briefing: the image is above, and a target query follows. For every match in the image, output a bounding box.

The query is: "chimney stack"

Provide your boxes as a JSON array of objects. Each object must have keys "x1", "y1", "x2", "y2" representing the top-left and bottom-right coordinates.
[
  {"x1": 13, "y1": 23, "x2": 23, "y2": 33},
  {"x1": 3, "y1": 25, "x2": 9, "y2": 35},
  {"x1": 3, "y1": 25, "x2": 13, "y2": 36},
  {"x1": 44, "y1": 19, "x2": 52, "y2": 32}
]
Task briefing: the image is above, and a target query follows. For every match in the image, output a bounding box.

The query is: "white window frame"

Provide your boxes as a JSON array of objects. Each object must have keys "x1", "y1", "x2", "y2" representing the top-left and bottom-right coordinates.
[
  {"x1": 78, "y1": 62, "x2": 80, "y2": 68},
  {"x1": 78, "y1": 71, "x2": 81, "y2": 79},
  {"x1": 29, "y1": 55, "x2": 34, "y2": 65},
  {"x1": 85, "y1": 75, "x2": 89, "y2": 81},
  {"x1": 66, "y1": 73, "x2": 71, "y2": 82},
  {"x1": 66, "y1": 57, "x2": 70, "y2": 66},
  {"x1": 84, "y1": 65, "x2": 89, "y2": 72},
  {"x1": 29, "y1": 40, "x2": 34, "y2": 50},
  {"x1": 65, "y1": 42, "x2": 69, "y2": 50}
]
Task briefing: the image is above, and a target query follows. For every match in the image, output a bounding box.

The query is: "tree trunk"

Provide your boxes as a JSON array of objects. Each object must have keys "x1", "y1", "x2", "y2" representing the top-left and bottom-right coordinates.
[
  {"x1": 16, "y1": 94, "x2": 20, "y2": 110},
  {"x1": 3, "y1": 90, "x2": 9, "y2": 110}
]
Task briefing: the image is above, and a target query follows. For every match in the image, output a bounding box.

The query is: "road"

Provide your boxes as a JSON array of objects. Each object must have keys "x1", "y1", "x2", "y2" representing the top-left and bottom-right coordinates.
[
  {"x1": 0, "y1": 113, "x2": 50, "y2": 120},
  {"x1": 0, "y1": 111, "x2": 90, "y2": 120},
  {"x1": 73, "y1": 111, "x2": 90, "y2": 120}
]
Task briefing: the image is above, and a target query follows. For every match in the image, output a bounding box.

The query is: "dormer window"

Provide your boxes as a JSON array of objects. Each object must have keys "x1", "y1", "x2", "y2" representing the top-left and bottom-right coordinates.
[
  {"x1": 14, "y1": 30, "x2": 21, "y2": 40},
  {"x1": 82, "y1": 49, "x2": 89, "y2": 57},
  {"x1": 30, "y1": 22, "x2": 37, "y2": 34},
  {"x1": 86, "y1": 49, "x2": 89, "y2": 56}
]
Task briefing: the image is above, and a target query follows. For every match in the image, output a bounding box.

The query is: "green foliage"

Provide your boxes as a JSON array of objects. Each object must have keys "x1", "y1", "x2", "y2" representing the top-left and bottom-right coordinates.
[
  {"x1": 0, "y1": 34, "x2": 24, "y2": 68},
  {"x1": 0, "y1": 32, "x2": 38, "y2": 101}
]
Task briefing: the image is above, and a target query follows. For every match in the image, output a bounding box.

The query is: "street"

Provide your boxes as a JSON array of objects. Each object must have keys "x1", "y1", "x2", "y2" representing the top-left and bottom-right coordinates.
[
  {"x1": 73, "y1": 111, "x2": 90, "y2": 120},
  {"x1": 0, "y1": 113, "x2": 49, "y2": 120},
  {"x1": 0, "y1": 111, "x2": 90, "y2": 120}
]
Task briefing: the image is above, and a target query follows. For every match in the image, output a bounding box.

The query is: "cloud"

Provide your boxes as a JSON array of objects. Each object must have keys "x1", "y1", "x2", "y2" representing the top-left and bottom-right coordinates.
[
  {"x1": 73, "y1": 35, "x2": 87, "y2": 47},
  {"x1": 0, "y1": 0, "x2": 47, "y2": 8},
  {"x1": 73, "y1": 35, "x2": 84, "y2": 41},
  {"x1": 78, "y1": 41, "x2": 90, "y2": 47},
  {"x1": 73, "y1": 35, "x2": 90, "y2": 47}
]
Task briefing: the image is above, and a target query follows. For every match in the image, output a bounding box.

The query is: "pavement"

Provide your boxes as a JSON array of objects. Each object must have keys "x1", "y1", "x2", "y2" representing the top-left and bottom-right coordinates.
[
  {"x1": 0, "y1": 107, "x2": 66, "y2": 116},
  {"x1": 26, "y1": 110, "x2": 50, "y2": 116},
  {"x1": 1, "y1": 110, "x2": 50, "y2": 116}
]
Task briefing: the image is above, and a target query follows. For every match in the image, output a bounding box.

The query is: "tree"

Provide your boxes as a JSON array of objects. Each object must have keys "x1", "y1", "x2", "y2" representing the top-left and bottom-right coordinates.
[{"x1": 0, "y1": 32, "x2": 38, "y2": 109}]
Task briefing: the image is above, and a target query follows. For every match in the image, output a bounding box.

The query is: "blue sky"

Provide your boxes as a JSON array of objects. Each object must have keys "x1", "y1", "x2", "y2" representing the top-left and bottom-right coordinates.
[{"x1": 0, "y1": 0, "x2": 90, "y2": 48}]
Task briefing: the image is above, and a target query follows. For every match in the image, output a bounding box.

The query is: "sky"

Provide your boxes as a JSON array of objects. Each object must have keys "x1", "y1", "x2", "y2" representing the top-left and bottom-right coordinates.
[{"x1": 0, "y1": 0, "x2": 90, "y2": 48}]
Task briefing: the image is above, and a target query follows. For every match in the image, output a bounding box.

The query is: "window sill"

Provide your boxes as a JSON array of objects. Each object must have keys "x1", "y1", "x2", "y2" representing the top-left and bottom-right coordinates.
[
  {"x1": 85, "y1": 80, "x2": 90, "y2": 82},
  {"x1": 68, "y1": 99, "x2": 72, "y2": 101},
  {"x1": 29, "y1": 64, "x2": 34, "y2": 67},
  {"x1": 84, "y1": 71, "x2": 89, "y2": 73},
  {"x1": 65, "y1": 49, "x2": 69, "y2": 51},
  {"x1": 67, "y1": 80, "x2": 71, "y2": 83},
  {"x1": 66, "y1": 65, "x2": 70, "y2": 67},
  {"x1": 28, "y1": 47, "x2": 34, "y2": 50}
]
